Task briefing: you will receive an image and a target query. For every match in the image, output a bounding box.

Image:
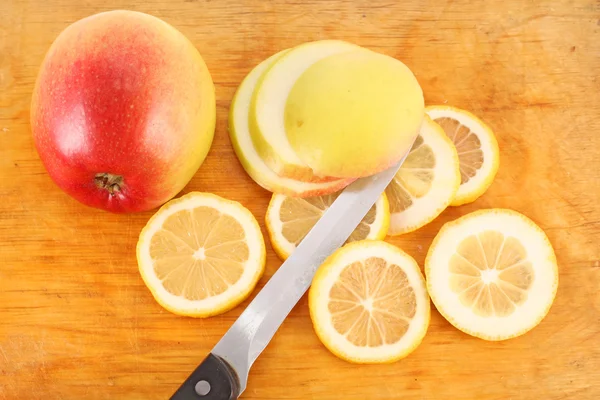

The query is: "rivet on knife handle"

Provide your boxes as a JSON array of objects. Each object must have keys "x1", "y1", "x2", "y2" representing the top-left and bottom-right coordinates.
[{"x1": 170, "y1": 353, "x2": 240, "y2": 400}]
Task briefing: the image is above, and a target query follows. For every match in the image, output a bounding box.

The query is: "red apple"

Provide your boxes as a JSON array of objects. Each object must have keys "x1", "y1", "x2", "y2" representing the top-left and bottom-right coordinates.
[{"x1": 30, "y1": 10, "x2": 216, "y2": 213}]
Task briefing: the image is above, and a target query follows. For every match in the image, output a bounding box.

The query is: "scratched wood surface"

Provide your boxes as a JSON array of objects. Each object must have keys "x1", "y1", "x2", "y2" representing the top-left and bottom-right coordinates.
[{"x1": 1, "y1": 0, "x2": 600, "y2": 398}]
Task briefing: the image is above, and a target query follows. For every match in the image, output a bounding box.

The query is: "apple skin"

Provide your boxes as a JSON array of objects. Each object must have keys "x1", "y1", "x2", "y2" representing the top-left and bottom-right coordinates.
[
  {"x1": 285, "y1": 50, "x2": 424, "y2": 179},
  {"x1": 30, "y1": 10, "x2": 216, "y2": 213}
]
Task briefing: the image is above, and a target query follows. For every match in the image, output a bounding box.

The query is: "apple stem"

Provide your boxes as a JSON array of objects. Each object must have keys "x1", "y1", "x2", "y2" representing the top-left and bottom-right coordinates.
[{"x1": 94, "y1": 173, "x2": 124, "y2": 196}]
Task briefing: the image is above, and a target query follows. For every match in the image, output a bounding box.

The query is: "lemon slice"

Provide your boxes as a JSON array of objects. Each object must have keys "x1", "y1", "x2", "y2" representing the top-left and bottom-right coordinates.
[
  {"x1": 309, "y1": 241, "x2": 430, "y2": 363},
  {"x1": 425, "y1": 209, "x2": 558, "y2": 341},
  {"x1": 385, "y1": 116, "x2": 460, "y2": 235},
  {"x1": 137, "y1": 192, "x2": 266, "y2": 317},
  {"x1": 265, "y1": 192, "x2": 389, "y2": 260},
  {"x1": 425, "y1": 106, "x2": 499, "y2": 206},
  {"x1": 229, "y1": 50, "x2": 353, "y2": 197}
]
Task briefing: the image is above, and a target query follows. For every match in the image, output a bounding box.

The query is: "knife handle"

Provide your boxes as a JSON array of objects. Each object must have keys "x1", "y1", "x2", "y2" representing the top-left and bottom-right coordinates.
[{"x1": 170, "y1": 353, "x2": 240, "y2": 400}]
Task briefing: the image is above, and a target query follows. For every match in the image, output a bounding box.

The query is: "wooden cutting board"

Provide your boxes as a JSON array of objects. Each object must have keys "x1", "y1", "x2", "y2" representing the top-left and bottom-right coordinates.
[{"x1": 1, "y1": 0, "x2": 599, "y2": 398}]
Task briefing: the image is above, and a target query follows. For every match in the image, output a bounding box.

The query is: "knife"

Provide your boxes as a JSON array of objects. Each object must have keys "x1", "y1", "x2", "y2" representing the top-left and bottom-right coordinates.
[{"x1": 170, "y1": 150, "x2": 411, "y2": 400}]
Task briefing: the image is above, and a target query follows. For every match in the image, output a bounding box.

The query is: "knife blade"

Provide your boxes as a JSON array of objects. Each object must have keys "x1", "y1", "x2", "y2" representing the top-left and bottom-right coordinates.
[{"x1": 171, "y1": 150, "x2": 411, "y2": 400}]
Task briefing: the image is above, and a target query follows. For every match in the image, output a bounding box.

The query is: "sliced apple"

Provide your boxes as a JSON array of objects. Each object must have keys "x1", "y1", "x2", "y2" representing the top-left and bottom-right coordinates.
[
  {"x1": 285, "y1": 50, "x2": 425, "y2": 178},
  {"x1": 249, "y1": 40, "x2": 361, "y2": 182},
  {"x1": 229, "y1": 51, "x2": 354, "y2": 197}
]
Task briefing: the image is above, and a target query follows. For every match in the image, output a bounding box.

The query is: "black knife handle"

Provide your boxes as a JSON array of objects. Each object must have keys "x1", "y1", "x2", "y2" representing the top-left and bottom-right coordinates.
[{"x1": 170, "y1": 353, "x2": 240, "y2": 400}]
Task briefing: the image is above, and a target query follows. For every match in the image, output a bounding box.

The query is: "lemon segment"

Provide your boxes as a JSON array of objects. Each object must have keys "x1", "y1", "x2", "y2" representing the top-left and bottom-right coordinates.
[
  {"x1": 426, "y1": 106, "x2": 500, "y2": 206},
  {"x1": 425, "y1": 209, "x2": 558, "y2": 340},
  {"x1": 265, "y1": 192, "x2": 389, "y2": 260},
  {"x1": 309, "y1": 241, "x2": 430, "y2": 363},
  {"x1": 385, "y1": 116, "x2": 460, "y2": 235},
  {"x1": 137, "y1": 192, "x2": 266, "y2": 317}
]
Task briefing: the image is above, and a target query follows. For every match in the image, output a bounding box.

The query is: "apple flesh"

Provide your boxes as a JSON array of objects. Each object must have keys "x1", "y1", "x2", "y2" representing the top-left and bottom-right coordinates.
[
  {"x1": 30, "y1": 10, "x2": 216, "y2": 213},
  {"x1": 229, "y1": 50, "x2": 354, "y2": 197},
  {"x1": 249, "y1": 40, "x2": 360, "y2": 183}
]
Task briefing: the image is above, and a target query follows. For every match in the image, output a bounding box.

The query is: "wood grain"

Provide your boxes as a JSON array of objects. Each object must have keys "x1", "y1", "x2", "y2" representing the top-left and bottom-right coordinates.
[{"x1": 1, "y1": 0, "x2": 599, "y2": 399}]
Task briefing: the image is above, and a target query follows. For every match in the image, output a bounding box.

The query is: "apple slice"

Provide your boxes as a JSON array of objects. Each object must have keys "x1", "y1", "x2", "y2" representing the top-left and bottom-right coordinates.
[
  {"x1": 249, "y1": 40, "x2": 361, "y2": 182},
  {"x1": 285, "y1": 50, "x2": 425, "y2": 178},
  {"x1": 229, "y1": 51, "x2": 354, "y2": 197}
]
